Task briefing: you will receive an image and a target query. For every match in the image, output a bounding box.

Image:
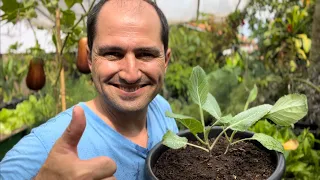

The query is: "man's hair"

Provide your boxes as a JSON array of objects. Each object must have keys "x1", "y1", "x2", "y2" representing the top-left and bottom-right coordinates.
[{"x1": 87, "y1": 0, "x2": 169, "y2": 55}]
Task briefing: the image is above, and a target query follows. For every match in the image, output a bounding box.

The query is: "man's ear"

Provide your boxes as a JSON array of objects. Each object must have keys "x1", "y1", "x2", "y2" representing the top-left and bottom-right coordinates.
[
  {"x1": 164, "y1": 48, "x2": 171, "y2": 72},
  {"x1": 87, "y1": 46, "x2": 92, "y2": 71}
]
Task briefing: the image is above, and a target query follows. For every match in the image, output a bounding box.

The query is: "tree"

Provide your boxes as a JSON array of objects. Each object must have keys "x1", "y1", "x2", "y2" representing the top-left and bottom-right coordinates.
[
  {"x1": 308, "y1": 0, "x2": 320, "y2": 126},
  {"x1": 1, "y1": 0, "x2": 96, "y2": 111}
]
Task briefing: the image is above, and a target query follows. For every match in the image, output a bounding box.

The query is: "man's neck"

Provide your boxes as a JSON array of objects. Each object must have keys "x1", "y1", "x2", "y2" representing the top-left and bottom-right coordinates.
[{"x1": 85, "y1": 97, "x2": 149, "y2": 147}]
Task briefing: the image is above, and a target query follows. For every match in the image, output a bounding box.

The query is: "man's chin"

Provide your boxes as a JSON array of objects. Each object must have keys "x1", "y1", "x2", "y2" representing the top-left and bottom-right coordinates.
[{"x1": 114, "y1": 103, "x2": 147, "y2": 113}]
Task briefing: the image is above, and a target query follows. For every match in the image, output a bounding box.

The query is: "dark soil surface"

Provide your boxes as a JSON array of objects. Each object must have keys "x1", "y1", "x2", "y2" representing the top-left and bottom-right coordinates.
[{"x1": 153, "y1": 137, "x2": 276, "y2": 180}]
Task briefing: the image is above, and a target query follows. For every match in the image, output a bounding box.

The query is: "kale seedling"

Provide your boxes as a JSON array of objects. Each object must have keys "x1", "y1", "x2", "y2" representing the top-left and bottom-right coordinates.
[{"x1": 162, "y1": 66, "x2": 308, "y2": 154}]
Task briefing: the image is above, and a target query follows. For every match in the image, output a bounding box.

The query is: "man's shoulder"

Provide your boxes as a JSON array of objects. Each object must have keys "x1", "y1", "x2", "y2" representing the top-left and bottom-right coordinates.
[
  {"x1": 31, "y1": 106, "x2": 74, "y2": 150},
  {"x1": 148, "y1": 94, "x2": 179, "y2": 134},
  {"x1": 33, "y1": 106, "x2": 73, "y2": 133}
]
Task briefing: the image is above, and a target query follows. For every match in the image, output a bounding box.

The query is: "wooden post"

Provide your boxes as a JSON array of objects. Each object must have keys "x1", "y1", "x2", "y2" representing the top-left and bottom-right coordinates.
[{"x1": 55, "y1": 8, "x2": 66, "y2": 111}]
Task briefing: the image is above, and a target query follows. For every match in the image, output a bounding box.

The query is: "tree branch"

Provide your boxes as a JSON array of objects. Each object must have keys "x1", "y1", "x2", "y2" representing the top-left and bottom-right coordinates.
[
  {"x1": 60, "y1": 0, "x2": 96, "y2": 55},
  {"x1": 27, "y1": 20, "x2": 39, "y2": 45},
  {"x1": 35, "y1": 7, "x2": 55, "y2": 24},
  {"x1": 235, "y1": 0, "x2": 242, "y2": 12},
  {"x1": 80, "y1": 3, "x2": 87, "y2": 14},
  {"x1": 292, "y1": 78, "x2": 320, "y2": 93}
]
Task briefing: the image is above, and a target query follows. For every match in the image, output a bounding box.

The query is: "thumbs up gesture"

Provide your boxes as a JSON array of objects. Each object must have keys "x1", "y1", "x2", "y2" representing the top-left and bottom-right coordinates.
[{"x1": 34, "y1": 106, "x2": 117, "y2": 180}]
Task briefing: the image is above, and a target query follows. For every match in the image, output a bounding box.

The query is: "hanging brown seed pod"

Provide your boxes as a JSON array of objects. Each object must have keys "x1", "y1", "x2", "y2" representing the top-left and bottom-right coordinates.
[
  {"x1": 26, "y1": 59, "x2": 46, "y2": 91},
  {"x1": 76, "y1": 37, "x2": 90, "y2": 74}
]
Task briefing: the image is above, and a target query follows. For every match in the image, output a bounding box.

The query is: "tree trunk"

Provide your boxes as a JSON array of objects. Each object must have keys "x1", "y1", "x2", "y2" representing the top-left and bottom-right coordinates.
[
  {"x1": 55, "y1": 8, "x2": 66, "y2": 111},
  {"x1": 310, "y1": 0, "x2": 320, "y2": 65},
  {"x1": 308, "y1": 0, "x2": 320, "y2": 127}
]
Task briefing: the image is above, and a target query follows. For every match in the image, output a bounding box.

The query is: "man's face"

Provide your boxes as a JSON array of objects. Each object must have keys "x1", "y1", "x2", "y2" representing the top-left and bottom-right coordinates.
[{"x1": 89, "y1": 0, "x2": 170, "y2": 112}]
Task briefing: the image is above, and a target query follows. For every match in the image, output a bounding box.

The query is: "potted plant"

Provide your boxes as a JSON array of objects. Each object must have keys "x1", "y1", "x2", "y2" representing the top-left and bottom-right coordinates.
[{"x1": 146, "y1": 66, "x2": 308, "y2": 180}]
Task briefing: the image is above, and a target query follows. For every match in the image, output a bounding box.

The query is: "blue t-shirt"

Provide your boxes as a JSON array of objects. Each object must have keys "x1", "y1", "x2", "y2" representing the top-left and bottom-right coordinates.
[{"x1": 0, "y1": 95, "x2": 178, "y2": 180}]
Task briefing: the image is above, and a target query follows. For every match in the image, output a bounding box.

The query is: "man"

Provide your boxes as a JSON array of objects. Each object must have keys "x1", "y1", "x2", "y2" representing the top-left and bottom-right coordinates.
[{"x1": 0, "y1": 0, "x2": 178, "y2": 179}]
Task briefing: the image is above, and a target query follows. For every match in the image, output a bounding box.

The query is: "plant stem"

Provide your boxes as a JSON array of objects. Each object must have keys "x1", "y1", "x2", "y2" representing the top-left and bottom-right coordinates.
[
  {"x1": 27, "y1": 20, "x2": 39, "y2": 45},
  {"x1": 212, "y1": 119, "x2": 220, "y2": 126},
  {"x1": 199, "y1": 104, "x2": 210, "y2": 150},
  {"x1": 195, "y1": 134, "x2": 208, "y2": 145},
  {"x1": 231, "y1": 137, "x2": 253, "y2": 145},
  {"x1": 186, "y1": 142, "x2": 209, "y2": 152},
  {"x1": 224, "y1": 131, "x2": 237, "y2": 154},
  {"x1": 35, "y1": 7, "x2": 55, "y2": 23},
  {"x1": 209, "y1": 127, "x2": 228, "y2": 150},
  {"x1": 80, "y1": 3, "x2": 87, "y2": 13},
  {"x1": 199, "y1": 105, "x2": 206, "y2": 134},
  {"x1": 244, "y1": 100, "x2": 249, "y2": 112},
  {"x1": 223, "y1": 130, "x2": 230, "y2": 142},
  {"x1": 229, "y1": 131, "x2": 236, "y2": 143}
]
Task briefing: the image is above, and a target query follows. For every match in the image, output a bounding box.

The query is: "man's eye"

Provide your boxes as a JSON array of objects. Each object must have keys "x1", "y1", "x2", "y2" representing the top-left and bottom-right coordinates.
[
  {"x1": 136, "y1": 52, "x2": 155, "y2": 59},
  {"x1": 103, "y1": 52, "x2": 123, "y2": 59}
]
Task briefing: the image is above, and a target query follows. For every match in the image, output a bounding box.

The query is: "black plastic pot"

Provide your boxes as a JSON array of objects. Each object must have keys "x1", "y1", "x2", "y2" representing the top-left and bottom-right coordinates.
[{"x1": 146, "y1": 126, "x2": 285, "y2": 180}]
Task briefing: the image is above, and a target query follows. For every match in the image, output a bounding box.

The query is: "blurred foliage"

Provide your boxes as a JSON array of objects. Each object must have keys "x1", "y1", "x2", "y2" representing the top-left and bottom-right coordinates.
[
  {"x1": 1, "y1": 0, "x2": 95, "y2": 112},
  {"x1": 0, "y1": 94, "x2": 55, "y2": 134},
  {"x1": 245, "y1": 0, "x2": 315, "y2": 76},
  {"x1": 251, "y1": 120, "x2": 320, "y2": 180},
  {"x1": 0, "y1": 73, "x2": 96, "y2": 135},
  {"x1": 0, "y1": 43, "x2": 29, "y2": 103},
  {"x1": 65, "y1": 75, "x2": 96, "y2": 108},
  {"x1": 166, "y1": 25, "x2": 217, "y2": 99}
]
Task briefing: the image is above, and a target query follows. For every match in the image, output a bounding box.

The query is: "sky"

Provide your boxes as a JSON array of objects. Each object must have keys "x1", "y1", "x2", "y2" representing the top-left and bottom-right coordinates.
[{"x1": 0, "y1": 0, "x2": 250, "y2": 54}]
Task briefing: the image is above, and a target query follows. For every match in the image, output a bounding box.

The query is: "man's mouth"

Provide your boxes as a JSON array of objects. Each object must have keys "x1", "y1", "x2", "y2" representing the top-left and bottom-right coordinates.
[{"x1": 110, "y1": 84, "x2": 148, "y2": 92}]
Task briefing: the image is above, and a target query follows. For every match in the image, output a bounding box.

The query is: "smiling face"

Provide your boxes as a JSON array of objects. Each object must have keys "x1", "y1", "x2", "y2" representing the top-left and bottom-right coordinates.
[{"x1": 89, "y1": 0, "x2": 170, "y2": 113}]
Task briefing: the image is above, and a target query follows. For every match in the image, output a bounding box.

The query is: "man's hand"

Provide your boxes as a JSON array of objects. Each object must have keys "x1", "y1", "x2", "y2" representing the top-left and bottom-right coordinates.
[{"x1": 35, "y1": 106, "x2": 117, "y2": 180}]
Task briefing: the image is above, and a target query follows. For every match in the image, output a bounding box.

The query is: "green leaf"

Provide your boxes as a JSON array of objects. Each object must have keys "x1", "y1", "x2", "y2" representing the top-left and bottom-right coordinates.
[
  {"x1": 310, "y1": 149, "x2": 319, "y2": 166},
  {"x1": 303, "y1": 38, "x2": 311, "y2": 53},
  {"x1": 162, "y1": 130, "x2": 187, "y2": 149},
  {"x1": 294, "y1": 38, "x2": 302, "y2": 49},
  {"x1": 297, "y1": 49, "x2": 307, "y2": 60},
  {"x1": 52, "y1": 34, "x2": 57, "y2": 48},
  {"x1": 202, "y1": 93, "x2": 221, "y2": 120},
  {"x1": 247, "y1": 84, "x2": 258, "y2": 104},
  {"x1": 229, "y1": 104, "x2": 273, "y2": 131},
  {"x1": 263, "y1": 39, "x2": 271, "y2": 46},
  {"x1": 290, "y1": 60, "x2": 297, "y2": 72},
  {"x1": 1, "y1": 0, "x2": 22, "y2": 13},
  {"x1": 61, "y1": 10, "x2": 76, "y2": 28},
  {"x1": 266, "y1": 94, "x2": 308, "y2": 126},
  {"x1": 251, "y1": 133, "x2": 284, "y2": 153},
  {"x1": 286, "y1": 162, "x2": 308, "y2": 173},
  {"x1": 64, "y1": 0, "x2": 82, "y2": 9},
  {"x1": 189, "y1": 66, "x2": 208, "y2": 106},
  {"x1": 244, "y1": 84, "x2": 258, "y2": 110},
  {"x1": 165, "y1": 111, "x2": 204, "y2": 134},
  {"x1": 219, "y1": 114, "x2": 233, "y2": 125},
  {"x1": 297, "y1": 34, "x2": 311, "y2": 53}
]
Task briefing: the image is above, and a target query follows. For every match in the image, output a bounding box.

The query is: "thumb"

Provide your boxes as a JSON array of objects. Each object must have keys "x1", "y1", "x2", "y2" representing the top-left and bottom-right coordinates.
[
  {"x1": 60, "y1": 105, "x2": 86, "y2": 149},
  {"x1": 81, "y1": 156, "x2": 117, "y2": 179}
]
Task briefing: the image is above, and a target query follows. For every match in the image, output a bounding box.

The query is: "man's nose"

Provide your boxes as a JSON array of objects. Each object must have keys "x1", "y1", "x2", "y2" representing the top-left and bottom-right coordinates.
[{"x1": 118, "y1": 54, "x2": 142, "y2": 84}]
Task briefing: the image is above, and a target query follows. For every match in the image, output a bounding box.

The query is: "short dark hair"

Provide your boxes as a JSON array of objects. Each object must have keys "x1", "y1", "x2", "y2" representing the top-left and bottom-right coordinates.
[{"x1": 87, "y1": 0, "x2": 169, "y2": 55}]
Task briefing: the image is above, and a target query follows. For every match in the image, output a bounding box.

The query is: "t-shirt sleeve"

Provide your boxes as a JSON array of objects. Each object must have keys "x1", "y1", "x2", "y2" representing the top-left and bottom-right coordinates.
[
  {"x1": 0, "y1": 110, "x2": 73, "y2": 180},
  {"x1": 0, "y1": 132, "x2": 48, "y2": 180}
]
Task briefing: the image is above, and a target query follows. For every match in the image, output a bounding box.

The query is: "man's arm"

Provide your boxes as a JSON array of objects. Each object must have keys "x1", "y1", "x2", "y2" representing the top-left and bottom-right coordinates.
[
  {"x1": 1, "y1": 106, "x2": 117, "y2": 180},
  {"x1": 0, "y1": 132, "x2": 48, "y2": 180}
]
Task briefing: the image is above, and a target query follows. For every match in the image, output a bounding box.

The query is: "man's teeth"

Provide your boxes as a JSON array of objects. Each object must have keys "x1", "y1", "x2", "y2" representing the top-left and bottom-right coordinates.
[{"x1": 119, "y1": 86, "x2": 141, "y2": 92}]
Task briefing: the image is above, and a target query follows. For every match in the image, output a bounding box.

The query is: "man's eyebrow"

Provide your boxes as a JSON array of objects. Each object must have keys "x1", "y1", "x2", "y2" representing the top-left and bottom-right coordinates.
[
  {"x1": 97, "y1": 45, "x2": 124, "y2": 54},
  {"x1": 133, "y1": 47, "x2": 161, "y2": 55}
]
